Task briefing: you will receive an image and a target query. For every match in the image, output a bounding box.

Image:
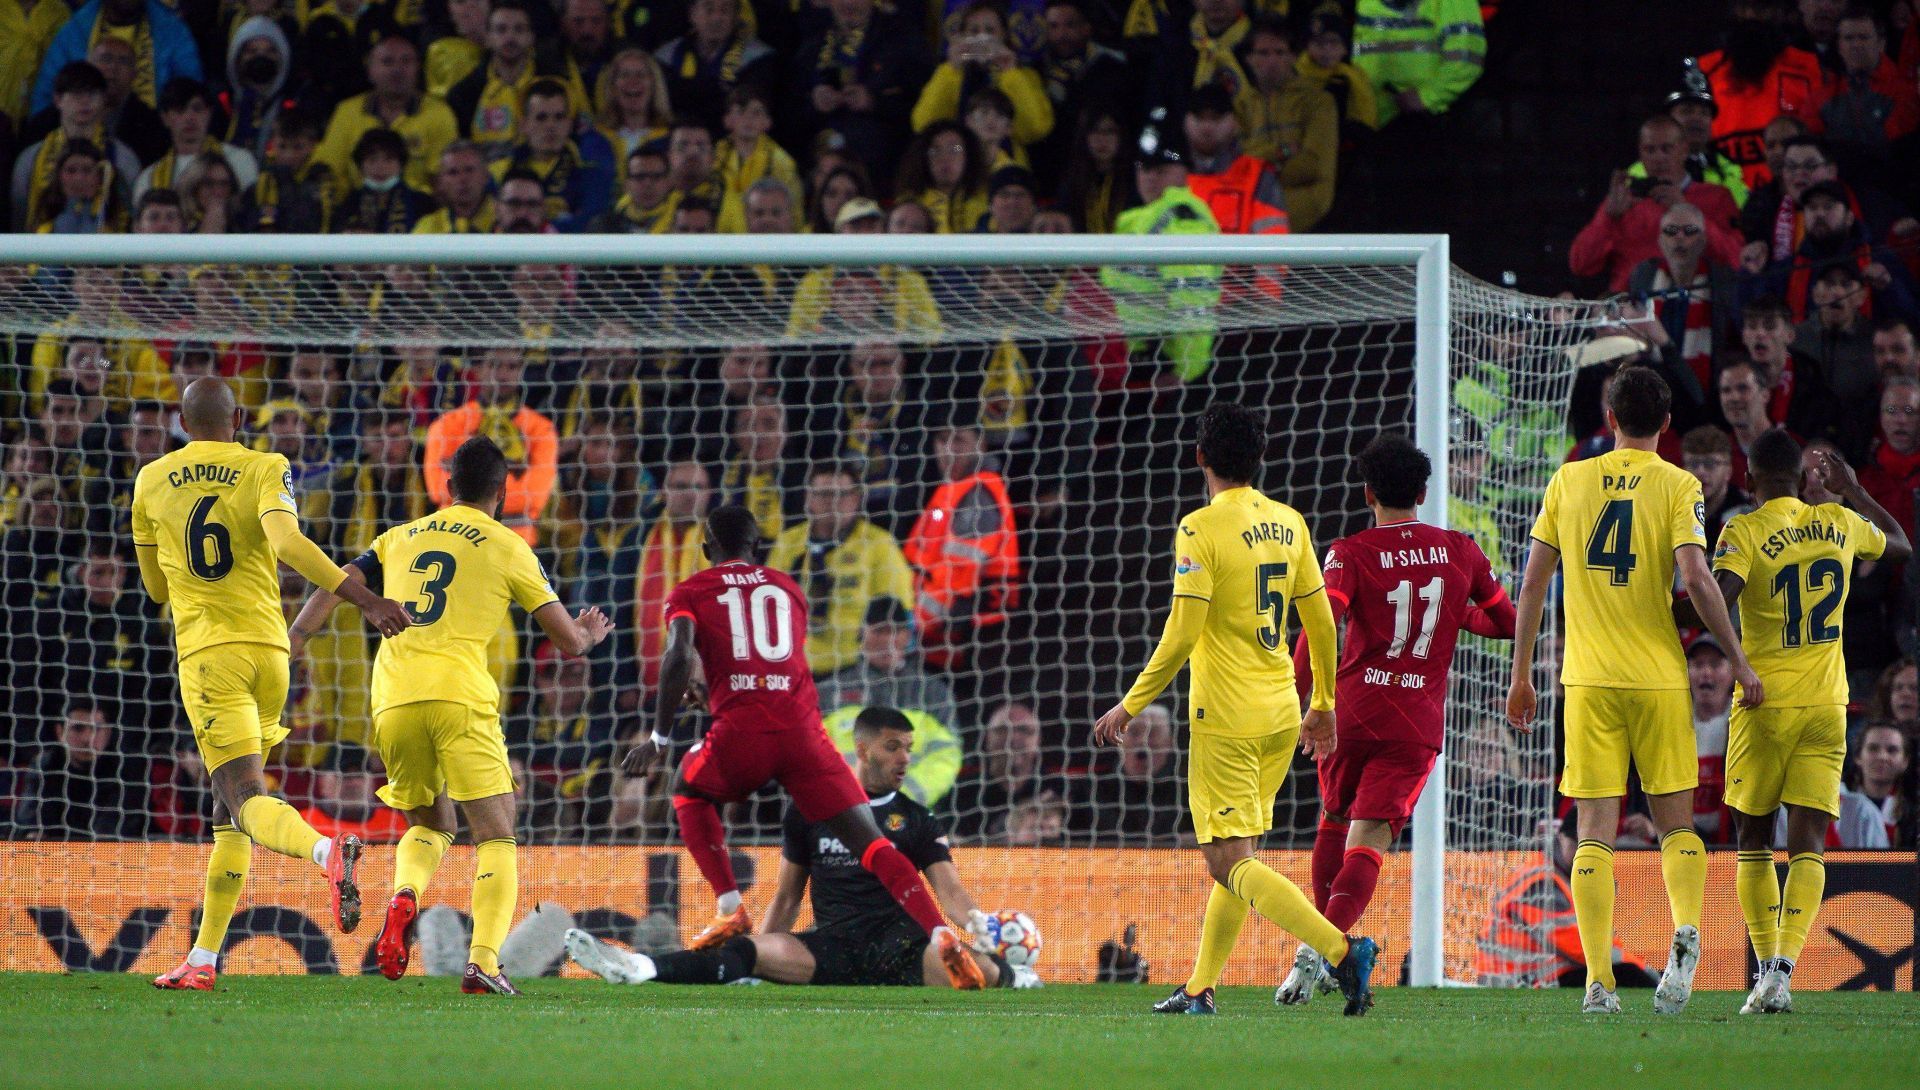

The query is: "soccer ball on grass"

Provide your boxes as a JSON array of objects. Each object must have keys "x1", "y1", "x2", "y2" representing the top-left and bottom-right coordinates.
[{"x1": 985, "y1": 910, "x2": 1042, "y2": 967}]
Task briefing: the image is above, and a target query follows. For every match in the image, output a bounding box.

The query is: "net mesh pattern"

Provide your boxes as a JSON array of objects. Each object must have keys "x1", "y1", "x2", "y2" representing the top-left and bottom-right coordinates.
[{"x1": 0, "y1": 250, "x2": 1597, "y2": 985}]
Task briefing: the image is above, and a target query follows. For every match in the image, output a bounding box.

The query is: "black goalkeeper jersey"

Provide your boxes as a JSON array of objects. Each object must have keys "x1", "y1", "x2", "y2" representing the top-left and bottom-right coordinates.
[{"x1": 781, "y1": 791, "x2": 951, "y2": 929}]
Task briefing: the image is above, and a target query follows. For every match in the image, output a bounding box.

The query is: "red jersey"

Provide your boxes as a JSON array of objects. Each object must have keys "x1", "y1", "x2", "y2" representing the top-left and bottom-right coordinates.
[
  {"x1": 665, "y1": 561, "x2": 820, "y2": 732},
  {"x1": 1300, "y1": 520, "x2": 1512, "y2": 749}
]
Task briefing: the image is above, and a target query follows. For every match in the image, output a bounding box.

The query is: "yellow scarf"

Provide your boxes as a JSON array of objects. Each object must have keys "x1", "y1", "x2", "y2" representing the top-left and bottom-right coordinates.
[
  {"x1": 1189, "y1": 14, "x2": 1250, "y2": 93},
  {"x1": 478, "y1": 402, "x2": 530, "y2": 463},
  {"x1": 150, "y1": 137, "x2": 218, "y2": 192},
  {"x1": 980, "y1": 340, "x2": 1032, "y2": 435},
  {"x1": 28, "y1": 127, "x2": 113, "y2": 231},
  {"x1": 721, "y1": 460, "x2": 785, "y2": 539},
  {"x1": 817, "y1": 22, "x2": 865, "y2": 82},
  {"x1": 90, "y1": 16, "x2": 156, "y2": 108},
  {"x1": 679, "y1": 31, "x2": 750, "y2": 86}
]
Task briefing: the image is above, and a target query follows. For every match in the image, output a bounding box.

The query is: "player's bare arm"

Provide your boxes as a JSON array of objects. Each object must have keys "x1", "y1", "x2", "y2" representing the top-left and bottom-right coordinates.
[
  {"x1": 758, "y1": 858, "x2": 810, "y2": 935},
  {"x1": 532, "y1": 601, "x2": 614, "y2": 657},
  {"x1": 622, "y1": 615, "x2": 698, "y2": 775},
  {"x1": 1506, "y1": 539, "x2": 1559, "y2": 733},
  {"x1": 922, "y1": 859, "x2": 992, "y2": 944},
  {"x1": 1814, "y1": 449, "x2": 1913, "y2": 562},
  {"x1": 286, "y1": 566, "x2": 356, "y2": 661},
  {"x1": 260, "y1": 511, "x2": 413, "y2": 638},
  {"x1": 1672, "y1": 570, "x2": 1746, "y2": 631},
  {"x1": 1674, "y1": 544, "x2": 1763, "y2": 708}
]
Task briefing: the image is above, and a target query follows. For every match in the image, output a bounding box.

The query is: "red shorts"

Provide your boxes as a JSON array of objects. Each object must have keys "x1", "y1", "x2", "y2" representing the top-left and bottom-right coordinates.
[
  {"x1": 678, "y1": 719, "x2": 867, "y2": 823},
  {"x1": 1318, "y1": 735, "x2": 1440, "y2": 833}
]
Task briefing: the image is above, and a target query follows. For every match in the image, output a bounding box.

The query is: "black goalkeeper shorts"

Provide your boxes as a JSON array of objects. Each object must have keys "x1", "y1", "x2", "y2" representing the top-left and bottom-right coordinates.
[{"x1": 797, "y1": 914, "x2": 928, "y2": 986}]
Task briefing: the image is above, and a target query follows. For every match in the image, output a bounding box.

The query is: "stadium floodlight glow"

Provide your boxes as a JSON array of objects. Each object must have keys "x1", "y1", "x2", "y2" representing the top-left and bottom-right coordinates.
[{"x1": 0, "y1": 232, "x2": 1583, "y2": 989}]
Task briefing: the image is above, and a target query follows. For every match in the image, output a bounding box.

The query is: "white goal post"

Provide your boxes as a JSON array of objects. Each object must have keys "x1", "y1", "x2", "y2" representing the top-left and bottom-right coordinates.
[{"x1": 0, "y1": 231, "x2": 1579, "y2": 988}]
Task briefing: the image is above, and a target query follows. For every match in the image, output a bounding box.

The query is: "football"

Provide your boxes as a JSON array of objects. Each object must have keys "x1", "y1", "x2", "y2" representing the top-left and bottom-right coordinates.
[{"x1": 987, "y1": 910, "x2": 1043, "y2": 967}]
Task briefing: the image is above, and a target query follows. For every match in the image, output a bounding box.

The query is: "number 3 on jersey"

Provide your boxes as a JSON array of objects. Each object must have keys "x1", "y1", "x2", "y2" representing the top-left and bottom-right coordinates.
[
  {"x1": 720, "y1": 585, "x2": 793, "y2": 661},
  {"x1": 1585, "y1": 499, "x2": 1637, "y2": 585},
  {"x1": 405, "y1": 551, "x2": 457, "y2": 625}
]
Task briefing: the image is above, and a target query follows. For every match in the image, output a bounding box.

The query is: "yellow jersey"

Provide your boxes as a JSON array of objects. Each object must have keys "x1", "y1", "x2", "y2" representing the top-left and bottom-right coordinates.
[
  {"x1": 363, "y1": 505, "x2": 559, "y2": 716},
  {"x1": 1530, "y1": 448, "x2": 1706, "y2": 690},
  {"x1": 1713, "y1": 497, "x2": 1885, "y2": 707},
  {"x1": 130, "y1": 441, "x2": 302, "y2": 661},
  {"x1": 1161, "y1": 486, "x2": 1325, "y2": 737}
]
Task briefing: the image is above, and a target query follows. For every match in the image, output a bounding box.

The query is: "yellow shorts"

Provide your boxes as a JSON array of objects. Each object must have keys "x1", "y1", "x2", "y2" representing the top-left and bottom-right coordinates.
[
  {"x1": 1188, "y1": 725, "x2": 1299, "y2": 843},
  {"x1": 178, "y1": 644, "x2": 290, "y2": 774},
  {"x1": 1560, "y1": 685, "x2": 1695, "y2": 798},
  {"x1": 1725, "y1": 704, "x2": 1845, "y2": 818},
  {"x1": 373, "y1": 700, "x2": 515, "y2": 811}
]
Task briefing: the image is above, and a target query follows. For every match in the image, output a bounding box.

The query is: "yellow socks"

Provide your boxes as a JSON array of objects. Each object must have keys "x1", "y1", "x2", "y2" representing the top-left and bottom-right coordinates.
[
  {"x1": 192, "y1": 825, "x2": 252, "y2": 958},
  {"x1": 236, "y1": 795, "x2": 324, "y2": 864},
  {"x1": 1183, "y1": 882, "x2": 1251, "y2": 995},
  {"x1": 1569, "y1": 839, "x2": 1616, "y2": 991},
  {"x1": 1735, "y1": 849, "x2": 1780, "y2": 962},
  {"x1": 393, "y1": 827, "x2": 454, "y2": 898},
  {"x1": 1777, "y1": 853, "x2": 1826, "y2": 965},
  {"x1": 1659, "y1": 828, "x2": 1707, "y2": 931},
  {"x1": 1226, "y1": 857, "x2": 1348, "y2": 966},
  {"x1": 468, "y1": 838, "x2": 518, "y2": 975}
]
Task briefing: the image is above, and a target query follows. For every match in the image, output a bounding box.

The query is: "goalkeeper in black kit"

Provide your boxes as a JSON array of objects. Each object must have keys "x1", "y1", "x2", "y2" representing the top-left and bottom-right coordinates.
[{"x1": 566, "y1": 707, "x2": 1037, "y2": 988}]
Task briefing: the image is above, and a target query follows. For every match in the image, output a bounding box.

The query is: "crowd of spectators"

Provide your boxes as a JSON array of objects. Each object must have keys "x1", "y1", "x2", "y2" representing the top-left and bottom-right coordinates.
[{"x1": 1556, "y1": 0, "x2": 1920, "y2": 850}]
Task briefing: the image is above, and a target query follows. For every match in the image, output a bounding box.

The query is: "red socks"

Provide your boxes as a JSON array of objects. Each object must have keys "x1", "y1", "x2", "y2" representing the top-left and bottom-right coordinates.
[
  {"x1": 672, "y1": 794, "x2": 738, "y2": 899},
  {"x1": 1311, "y1": 820, "x2": 1346, "y2": 912},
  {"x1": 1324, "y1": 846, "x2": 1383, "y2": 933},
  {"x1": 860, "y1": 839, "x2": 948, "y2": 936}
]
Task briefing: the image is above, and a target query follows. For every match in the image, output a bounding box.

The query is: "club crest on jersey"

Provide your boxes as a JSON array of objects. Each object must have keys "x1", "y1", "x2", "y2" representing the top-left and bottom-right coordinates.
[
  {"x1": 886, "y1": 813, "x2": 906, "y2": 832},
  {"x1": 1176, "y1": 555, "x2": 1203, "y2": 575}
]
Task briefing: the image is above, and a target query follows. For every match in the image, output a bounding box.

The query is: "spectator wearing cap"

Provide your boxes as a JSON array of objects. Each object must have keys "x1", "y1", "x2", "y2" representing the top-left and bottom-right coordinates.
[
  {"x1": 300, "y1": 0, "x2": 404, "y2": 107},
  {"x1": 914, "y1": 2, "x2": 1055, "y2": 165},
  {"x1": 1350, "y1": 0, "x2": 1484, "y2": 126},
  {"x1": 223, "y1": 14, "x2": 296, "y2": 166},
  {"x1": 787, "y1": 0, "x2": 930, "y2": 194},
  {"x1": 896, "y1": 119, "x2": 990, "y2": 233},
  {"x1": 1685, "y1": 635, "x2": 1734, "y2": 842},
  {"x1": 1182, "y1": 82, "x2": 1289, "y2": 237},
  {"x1": 1823, "y1": 8, "x2": 1920, "y2": 174},
  {"x1": 314, "y1": 35, "x2": 460, "y2": 197},
  {"x1": 413, "y1": 141, "x2": 495, "y2": 233},
  {"x1": 132, "y1": 78, "x2": 260, "y2": 207},
  {"x1": 769, "y1": 464, "x2": 917, "y2": 677},
  {"x1": 1295, "y1": 11, "x2": 1380, "y2": 132},
  {"x1": 11, "y1": 62, "x2": 141, "y2": 232},
  {"x1": 30, "y1": 0, "x2": 202, "y2": 116},
  {"x1": 1762, "y1": 179, "x2": 1920, "y2": 326},
  {"x1": 655, "y1": 0, "x2": 777, "y2": 132},
  {"x1": 1570, "y1": 115, "x2": 1742, "y2": 295},
  {"x1": 1626, "y1": 60, "x2": 1750, "y2": 208},
  {"x1": 1797, "y1": 262, "x2": 1882, "y2": 447},
  {"x1": 447, "y1": 0, "x2": 591, "y2": 156},
  {"x1": 298, "y1": 743, "x2": 409, "y2": 844},
  {"x1": 1100, "y1": 110, "x2": 1221, "y2": 385},
  {"x1": 1232, "y1": 18, "x2": 1336, "y2": 232},
  {"x1": 591, "y1": 143, "x2": 674, "y2": 233},
  {"x1": 334, "y1": 128, "x2": 438, "y2": 233},
  {"x1": 834, "y1": 194, "x2": 886, "y2": 234},
  {"x1": 10, "y1": 696, "x2": 149, "y2": 840},
  {"x1": 488, "y1": 76, "x2": 617, "y2": 231},
  {"x1": 1029, "y1": 0, "x2": 1127, "y2": 184},
  {"x1": 1679, "y1": 426, "x2": 1754, "y2": 548},
  {"x1": 975, "y1": 165, "x2": 1037, "y2": 232},
  {"x1": 1696, "y1": 0, "x2": 1833, "y2": 188}
]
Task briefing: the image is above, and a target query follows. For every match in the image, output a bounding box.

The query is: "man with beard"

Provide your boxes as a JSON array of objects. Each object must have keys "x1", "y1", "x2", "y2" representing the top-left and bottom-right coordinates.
[
  {"x1": 1697, "y1": 0, "x2": 1833, "y2": 188},
  {"x1": 1764, "y1": 179, "x2": 1920, "y2": 325}
]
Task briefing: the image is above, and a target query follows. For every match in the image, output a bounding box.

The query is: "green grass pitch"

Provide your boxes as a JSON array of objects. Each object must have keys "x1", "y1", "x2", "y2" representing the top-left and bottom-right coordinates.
[{"x1": 3, "y1": 974, "x2": 1916, "y2": 1090}]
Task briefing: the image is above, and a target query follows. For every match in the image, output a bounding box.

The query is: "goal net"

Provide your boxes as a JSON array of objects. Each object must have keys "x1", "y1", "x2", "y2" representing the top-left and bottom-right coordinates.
[{"x1": 0, "y1": 235, "x2": 1593, "y2": 987}]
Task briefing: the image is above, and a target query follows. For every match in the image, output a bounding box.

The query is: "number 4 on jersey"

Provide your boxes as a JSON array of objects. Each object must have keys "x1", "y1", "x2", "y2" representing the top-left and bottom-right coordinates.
[{"x1": 1585, "y1": 499, "x2": 1637, "y2": 586}]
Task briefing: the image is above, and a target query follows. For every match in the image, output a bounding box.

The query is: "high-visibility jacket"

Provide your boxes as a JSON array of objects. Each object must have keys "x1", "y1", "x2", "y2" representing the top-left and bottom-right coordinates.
[
  {"x1": 1475, "y1": 861, "x2": 1645, "y2": 987},
  {"x1": 902, "y1": 470, "x2": 1020, "y2": 667},
  {"x1": 423, "y1": 400, "x2": 558, "y2": 545},
  {"x1": 1100, "y1": 186, "x2": 1222, "y2": 382},
  {"x1": 1351, "y1": 0, "x2": 1485, "y2": 123},
  {"x1": 1700, "y1": 46, "x2": 1833, "y2": 188},
  {"x1": 1186, "y1": 154, "x2": 1290, "y2": 236}
]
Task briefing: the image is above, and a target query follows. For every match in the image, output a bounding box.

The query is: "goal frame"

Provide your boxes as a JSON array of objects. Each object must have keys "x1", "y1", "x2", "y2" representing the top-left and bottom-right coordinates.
[{"x1": 0, "y1": 231, "x2": 1454, "y2": 987}]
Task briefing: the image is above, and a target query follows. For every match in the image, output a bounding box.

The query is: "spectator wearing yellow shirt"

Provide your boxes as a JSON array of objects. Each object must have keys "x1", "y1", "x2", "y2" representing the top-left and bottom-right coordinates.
[
  {"x1": 446, "y1": 0, "x2": 589, "y2": 156},
  {"x1": 788, "y1": 250, "x2": 944, "y2": 340},
  {"x1": 425, "y1": 0, "x2": 488, "y2": 96},
  {"x1": 1296, "y1": 11, "x2": 1380, "y2": 132},
  {"x1": 716, "y1": 85, "x2": 801, "y2": 211},
  {"x1": 768, "y1": 464, "x2": 918, "y2": 677},
  {"x1": 963, "y1": 86, "x2": 1026, "y2": 169},
  {"x1": 412, "y1": 140, "x2": 495, "y2": 232},
  {"x1": 914, "y1": 3, "x2": 1054, "y2": 165},
  {"x1": 1233, "y1": 19, "x2": 1337, "y2": 231},
  {"x1": 717, "y1": 395, "x2": 803, "y2": 540},
  {"x1": 314, "y1": 35, "x2": 459, "y2": 194},
  {"x1": 663, "y1": 121, "x2": 746, "y2": 232},
  {"x1": 2, "y1": 0, "x2": 73, "y2": 133},
  {"x1": 895, "y1": 120, "x2": 988, "y2": 233},
  {"x1": 589, "y1": 143, "x2": 674, "y2": 232}
]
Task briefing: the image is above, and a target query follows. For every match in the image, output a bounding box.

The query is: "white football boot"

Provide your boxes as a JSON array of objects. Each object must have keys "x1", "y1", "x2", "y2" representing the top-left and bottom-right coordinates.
[
  {"x1": 1581, "y1": 980, "x2": 1622, "y2": 1014},
  {"x1": 1275, "y1": 944, "x2": 1321, "y2": 1006},
  {"x1": 1653, "y1": 924, "x2": 1701, "y2": 1014},
  {"x1": 564, "y1": 928, "x2": 657, "y2": 984},
  {"x1": 1010, "y1": 965, "x2": 1044, "y2": 989}
]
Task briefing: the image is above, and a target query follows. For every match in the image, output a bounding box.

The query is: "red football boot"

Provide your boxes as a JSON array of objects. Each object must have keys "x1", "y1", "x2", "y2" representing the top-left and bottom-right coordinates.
[
  {"x1": 153, "y1": 960, "x2": 216, "y2": 991},
  {"x1": 687, "y1": 906, "x2": 752, "y2": 951},
  {"x1": 375, "y1": 891, "x2": 419, "y2": 981}
]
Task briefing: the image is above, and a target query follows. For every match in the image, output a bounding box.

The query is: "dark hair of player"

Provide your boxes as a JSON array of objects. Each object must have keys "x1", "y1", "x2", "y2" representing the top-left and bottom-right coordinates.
[
  {"x1": 705, "y1": 504, "x2": 762, "y2": 560},
  {"x1": 1355, "y1": 433, "x2": 1430, "y2": 509},
  {"x1": 1748, "y1": 427, "x2": 1803, "y2": 483},
  {"x1": 448, "y1": 435, "x2": 509, "y2": 504},
  {"x1": 1196, "y1": 402, "x2": 1267, "y2": 484},
  {"x1": 1606, "y1": 365, "x2": 1670, "y2": 439},
  {"x1": 852, "y1": 706, "x2": 914, "y2": 739}
]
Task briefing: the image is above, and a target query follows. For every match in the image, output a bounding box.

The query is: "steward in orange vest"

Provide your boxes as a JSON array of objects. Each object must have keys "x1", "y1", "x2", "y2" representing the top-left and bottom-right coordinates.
[
  {"x1": 1181, "y1": 83, "x2": 1291, "y2": 237},
  {"x1": 1699, "y1": 9, "x2": 1833, "y2": 187},
  {"x1": 903, "y1": 426, "x2": 1021, "y2": 669}
]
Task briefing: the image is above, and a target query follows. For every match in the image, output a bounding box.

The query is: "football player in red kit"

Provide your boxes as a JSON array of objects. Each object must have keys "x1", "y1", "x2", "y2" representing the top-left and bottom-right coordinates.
[
  {"x1": 622, "y1": 505, "x2": 986, "y2": 988},
  {"x1": 1278, "y1": 434, "x2": 1517, "y2": 1004}
]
